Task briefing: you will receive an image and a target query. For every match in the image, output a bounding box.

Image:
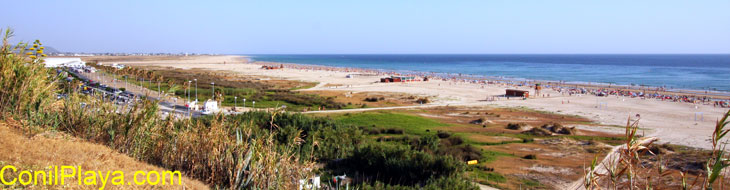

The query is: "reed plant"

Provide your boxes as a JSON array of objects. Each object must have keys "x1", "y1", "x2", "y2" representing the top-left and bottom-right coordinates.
[
  {"x1": 0, "y1": 28, "x2": 58, "y2": 135},
  {"x1": 585, "y1": 110, "x2": 730, "y2": 189},
  {"x1": 0, "y1": 28, "x2": 314, "y2": 189},
  {"x1": 51, "y1": 92, "x2": 319, "y2": 188}
]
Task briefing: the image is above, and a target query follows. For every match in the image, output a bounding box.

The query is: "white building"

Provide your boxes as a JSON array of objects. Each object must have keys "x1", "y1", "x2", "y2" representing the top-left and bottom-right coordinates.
[
  {"x1": 43, "y1": 58, "x2": 86, "y2": 68},
  {"x1": 202, "y1": 99, "x2": 220, "y2": 115},
  {"x1": 111, "y1": 63, "x2": 125, "y2": 70}
]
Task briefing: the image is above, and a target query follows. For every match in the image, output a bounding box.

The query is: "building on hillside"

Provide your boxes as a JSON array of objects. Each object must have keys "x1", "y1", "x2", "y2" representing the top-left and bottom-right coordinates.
[{"x1": 43, "y1": 58, "x2": 86, "y2": 68}]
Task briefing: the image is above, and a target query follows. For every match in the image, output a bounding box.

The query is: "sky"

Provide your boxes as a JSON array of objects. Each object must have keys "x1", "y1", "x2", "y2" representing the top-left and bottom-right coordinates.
[{"x1": 1, "y1": 0, "x2": 729, "y2": 54}]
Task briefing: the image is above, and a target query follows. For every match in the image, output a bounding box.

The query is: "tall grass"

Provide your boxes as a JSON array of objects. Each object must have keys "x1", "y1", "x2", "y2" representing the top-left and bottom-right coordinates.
[
  {"x1": 585, "y1": 110, "x2": 730, "y2": 189},
  {"x1": 0, "y1": 29, "x2": 57, "y2": 134},
  {"x1": 49, "y1": 92, "x2": 320, "y2": 189},
  {"x1": 0, "y1": 28, "x2": 315, "y2": 189}
]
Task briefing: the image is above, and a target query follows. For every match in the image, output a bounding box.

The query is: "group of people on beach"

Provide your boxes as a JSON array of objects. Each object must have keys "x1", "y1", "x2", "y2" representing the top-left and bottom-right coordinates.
[
  {"x1": 252, "y1": 61, "x2": 730, "y2": 108},
  {"x1": 552, "y1": 87, "x2": 730, "y2": 107}
]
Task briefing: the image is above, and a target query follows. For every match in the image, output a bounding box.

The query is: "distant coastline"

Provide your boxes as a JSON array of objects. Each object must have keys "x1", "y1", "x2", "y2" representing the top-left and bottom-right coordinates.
[{"x1": 246, "y1": 54, "x2": 730, "y2": 96}]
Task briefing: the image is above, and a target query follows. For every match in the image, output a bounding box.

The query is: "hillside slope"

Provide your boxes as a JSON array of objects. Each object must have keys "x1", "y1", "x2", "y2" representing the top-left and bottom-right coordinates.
[{"x1": 0, "y1": 121, "x2": 209, "y2": 190}]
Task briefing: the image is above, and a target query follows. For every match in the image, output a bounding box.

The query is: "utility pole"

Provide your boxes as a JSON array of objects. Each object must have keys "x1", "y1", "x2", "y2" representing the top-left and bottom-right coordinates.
[
  {"x1": 194, "y1": 79, "x2": 198, "y2": 102},
  {"x1": 187, "y1": 80, "x2": 191, "y2": 103},
  {"x1": 211, "y1": 82, "x2": 215, "y2": 99}
]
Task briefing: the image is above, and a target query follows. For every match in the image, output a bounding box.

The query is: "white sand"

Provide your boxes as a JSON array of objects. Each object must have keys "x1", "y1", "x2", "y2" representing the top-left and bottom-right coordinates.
[{"x1": 113, "y1": 55, "x2": 729, "y2": 149}]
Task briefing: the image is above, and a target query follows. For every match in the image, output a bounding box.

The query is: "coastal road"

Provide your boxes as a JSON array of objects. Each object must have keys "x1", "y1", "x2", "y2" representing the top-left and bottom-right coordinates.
[{"x1": 71, "y1": 70, "x2": 200, "y2": 117}]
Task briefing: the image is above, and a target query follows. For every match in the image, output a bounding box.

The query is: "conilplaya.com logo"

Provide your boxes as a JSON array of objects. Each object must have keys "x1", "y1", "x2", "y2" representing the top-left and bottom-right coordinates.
[{"x1": 1, "y1": 165, "x2": 182, "y2": 190}]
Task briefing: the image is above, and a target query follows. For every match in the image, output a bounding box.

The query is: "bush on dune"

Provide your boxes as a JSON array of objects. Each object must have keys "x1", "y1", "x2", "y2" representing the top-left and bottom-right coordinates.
[{"x1": 330, "y1": 143, "x2": 468, "y2": 187}]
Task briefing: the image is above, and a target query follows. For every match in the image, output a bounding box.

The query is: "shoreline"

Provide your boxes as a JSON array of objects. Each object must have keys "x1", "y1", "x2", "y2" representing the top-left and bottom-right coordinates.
[
  {"x1": 245, "y1": 54, "x2": 730, "y2": 97},
  {"x1": 250, "y1": 59, "x2": 730, "y2": 101},
  {"x1": 246, "y1": 55, "x2": 730, "y2": 96}
]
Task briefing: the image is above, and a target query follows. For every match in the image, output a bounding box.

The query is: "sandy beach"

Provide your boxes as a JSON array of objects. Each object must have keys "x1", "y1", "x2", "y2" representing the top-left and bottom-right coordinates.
[{"x1": 91, "y1": 55, "x2": 730, "y2": 149}]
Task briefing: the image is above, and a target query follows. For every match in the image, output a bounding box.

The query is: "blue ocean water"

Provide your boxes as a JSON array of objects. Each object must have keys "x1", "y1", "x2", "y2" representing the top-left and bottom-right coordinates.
[{"x1": 248, "y1": 54, "x2": 730, "y2": 92}]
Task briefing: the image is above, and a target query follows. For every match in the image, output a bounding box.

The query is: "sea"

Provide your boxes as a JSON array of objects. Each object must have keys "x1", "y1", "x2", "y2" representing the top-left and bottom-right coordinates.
[{"x1": 248, "y1": 54, "x2": 730, "y2": 93}]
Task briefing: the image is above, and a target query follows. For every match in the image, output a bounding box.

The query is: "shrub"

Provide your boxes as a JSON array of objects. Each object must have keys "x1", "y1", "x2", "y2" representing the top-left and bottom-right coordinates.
[
  {"x1": 364, "y1": 97, "x2": 379, "y2": 102},
  {"x1": 360, "y1": 127, "x2": 381, "y2": 135},
  {"x1": 382, "y1": 128, "x2": 404, "y2": 134},
  {"x1": 227, "y1": 111, "x2": 365, "y2": 161},
  {"x1": 522, "y1": 127, "x2": 552, "y2": 136},
  {"x1": 415, "y1": 134, "x2": 440, "y2": 152},
  {"x1": 330, "y1": 143, "x2": 466, "y2": 186},
  {"x1": 506, "y1": 123, "x2": 525, "y2": 130},
  {"x1": 358, "y1": 175, "x2": 478, "y2": 190},
  {"x1": 438, "y1": 144, "x2": 482, "y2": 161},
  {"x1": 442, "y1": 136, "x2": 464, "y2": 146},
  {"x1": 470, "y1": 117, "x2": 488, "y2": 124},
  {"x1": 523, "y1": 154, "x2": 537, "y2": 159},
  {"x1": 540, "y1": 122, "x2": 576, "y2": 135},
  {"x1": 476, "y1": 165, "x2": 495, "y2": 172},
  {"x1": 436, "y1": 130, "x2": 452, "y2": 138}
]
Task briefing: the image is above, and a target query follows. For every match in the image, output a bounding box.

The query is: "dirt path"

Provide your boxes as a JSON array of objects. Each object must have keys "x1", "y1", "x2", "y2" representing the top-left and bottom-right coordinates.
[{"x1": 476, "y1": 183, "x2": 500, "y2": 190}]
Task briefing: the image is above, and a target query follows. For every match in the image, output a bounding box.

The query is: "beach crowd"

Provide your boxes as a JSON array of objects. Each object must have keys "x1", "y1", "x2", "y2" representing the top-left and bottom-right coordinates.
[{"x1": 253, "y1": 61, "x2": 730, "y2": 108}]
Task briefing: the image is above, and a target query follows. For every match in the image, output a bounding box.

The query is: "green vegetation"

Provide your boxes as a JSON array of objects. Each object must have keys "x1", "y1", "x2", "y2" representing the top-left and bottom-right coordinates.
[
  {"x1": 289, "y1": 82, "x2": 318, "y2": 90},
  {"x1": 0, "y1": 30, "x2": 477, "y2": 189},
  {"x1": 358, "y1": 175, "x2": 479, "y2": 190},
  {"x1": 471, "y1": 169, "x2": 507, "y2": 183},
  {"x1": 328, "y1": 143, "x2": 466, "y2": 186},
  {"x1": 0, "y1": 30, "x2": 57, "y2": 134},
  {"x1": 481, "y1": 150, "x2": 514, "y2": 163},
  {"x1": 91, "y1": 65, "x2": 342, "y2": 111},
  {"x1": 336, "y1": 112, "x2": 448, "y2": 135},
  {"x1": 521, "y1": 178, "x2": 545, "y2": 188},
  {"x1": 564, "y1": 135, "x2": 625, "y2": 145}
]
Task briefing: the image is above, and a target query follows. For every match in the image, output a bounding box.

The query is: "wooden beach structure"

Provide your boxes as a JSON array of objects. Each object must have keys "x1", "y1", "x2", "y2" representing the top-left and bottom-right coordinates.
[{"x1": 506, "y1": 89, "x2": 529, "y2": 98}]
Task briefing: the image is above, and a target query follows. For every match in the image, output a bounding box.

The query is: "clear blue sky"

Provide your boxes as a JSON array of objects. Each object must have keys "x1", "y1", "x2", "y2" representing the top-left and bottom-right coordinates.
[{"x1": 2, "y1": 0, "x2": 729, "y2": 54}]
